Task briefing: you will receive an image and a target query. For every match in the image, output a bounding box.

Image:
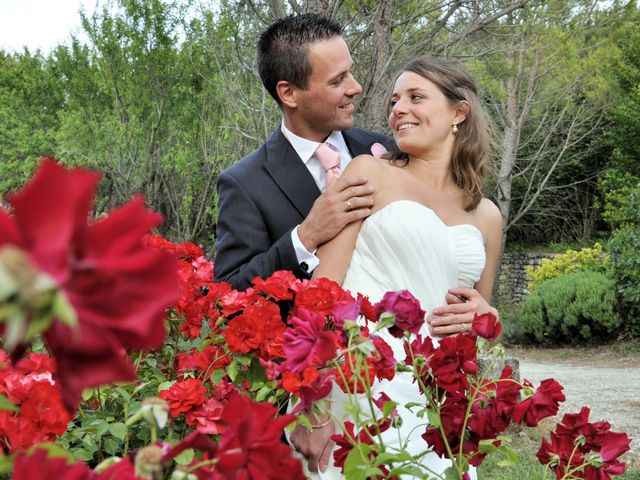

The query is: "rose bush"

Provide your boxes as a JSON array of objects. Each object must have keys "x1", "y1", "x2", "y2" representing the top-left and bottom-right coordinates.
[{"x1": 0, "y1": 160, "x2": 632, "y2": 479}]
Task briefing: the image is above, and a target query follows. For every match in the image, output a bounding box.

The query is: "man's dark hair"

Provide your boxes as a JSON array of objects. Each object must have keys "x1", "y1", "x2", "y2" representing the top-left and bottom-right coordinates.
[{"x1": 257, "y1": 13, "x2": 342, "y2": 105}]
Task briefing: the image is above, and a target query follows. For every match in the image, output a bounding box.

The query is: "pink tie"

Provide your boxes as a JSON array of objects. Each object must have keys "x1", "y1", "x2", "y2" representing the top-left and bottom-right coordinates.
[{"x1": 316, "y1": 143, "x2": 341, "y2": 181}]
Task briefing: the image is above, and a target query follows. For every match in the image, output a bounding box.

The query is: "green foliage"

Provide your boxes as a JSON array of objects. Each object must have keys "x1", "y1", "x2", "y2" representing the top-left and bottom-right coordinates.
[
  {"x1": 599, "y1": 170, "x2": 640, "y2": 228},
  {"x1": 0, "y1": 51, "x2": 63, "y2": 196},
  {"x1": 607, "y1": 187, "x2": 640, "y2": 337},
  {"x1": 525, "y1": 243, "x2": 610, "y2": 291},
  {"x1": 517, "y1": 271, "x2": 622, "y2": 345}
]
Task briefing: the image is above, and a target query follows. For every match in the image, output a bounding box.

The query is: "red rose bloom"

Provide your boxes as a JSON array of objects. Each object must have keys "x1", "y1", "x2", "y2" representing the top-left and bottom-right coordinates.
[
  {"x1": 283, "y1": 308, "x2": 338, "y2": 373},
  {"x1": 159, "y1": 378, "x2": 207, "y2": 418},
  {"x1": 428, "y1": 333, "x2": 478, "y2": 395},
  {"x1": 335, "y1": 353, "x2": 376, "y2": 395},
  {"x1": 252, "y1": 270, "x2": 299, "y2": 300},
  {"x1": 374, "y1": 290, "x2": 425, "y2": 338},
  {"x1": 223, "y1": 296, "x2": 285, "y2": 359},
  {"x1": 513, "y1": 378, "x2": 565, "y2": 427},
  {"x1": 0, "y1": 159, "x2": 178, "y2": 413},
  {"x1": 213, "y1": 393, "x2": 304, "y2": 480},
  {"x1": 186, "y1": 397, "x2": 226, "y2": 434},
  {"x1": 471, "y1": 312, "x2": 502, "y2": 341},
  {"x1": 293, "y1": 277, "x2": 353, "y2": 315},
  {"x1": 370, "y1": 335, "x2": 396, "y2": 381},
  {"x1": 13, "y1": 449, "x2": 92, "y2": 480}
]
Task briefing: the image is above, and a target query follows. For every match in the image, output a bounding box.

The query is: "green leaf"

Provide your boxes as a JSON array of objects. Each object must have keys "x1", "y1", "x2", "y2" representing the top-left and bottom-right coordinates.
[
  {"x1": 444, "y1": 466, "x2": 460, "y2": 480},
  {"x1": 389, "y1": 465, "x2": 425, "y2": 477},
  {"x1": 157, "y1": 381, "x2": 174, "y2": 392},
  {"x1": 145, "y1": 357, "x2": 157, "y2": 368},
  {"x1": 210, "y1": 368, "x2": 225, "y2": 384},
  {"x1": 108, "y1": 422, "x2": 127, "y2": 441},
  {"x1": 344, "y1": 445, "x2": 375, "y2": 480},
  {"x1": 404, "y1": 401, "x2": 422, "y2": 411},
  {"x1": 248, "y1": 357, "x2": 267, "y2": 384},
  {"x1": 478, "y1": 439, "x2": 499, "y2": 455},
  {"x1": 255, "y1": 385, "x2": 271, "y2": 402},
  {"x1": 382, "y1": 400, "x2": 399, "y2": 418},
  {"x1": 103, "y1": 437, "x2": 120, "y2": 456},
  {"x1": 0, "y1": 394, "x2": 19, "y2": 412},
  {"x1": 29, "y1": 442, "x2": 76, "y2": 462},
  {"x1": 296, "y1": 414, "x2": 314, "y2": 432},
  {"x1": 426, "y1": 409, "x2": 441, "y2": 427},
  {"x1": 81, "y1": 389, "x2": 95, "y2": 401},
  {"x1": 227, "y1": 360, "x2": 239, "y2": 382},
  {"x1": 0, "y1": 454, "x2": 14, "y2": 475},
  {"x1": 234, "y1": 354, "x2": 252, "y2": 366},
  {"x1": 95, "y1": 421, "x2": 110, "y2": 437},
  {"x1": 174, "y1": 448, "x2": 195, "y2": 466},
  {"x1": 72, "y1": 448, "x2": 95, "y2": 462},
  {"x1": 496, "y1": 445, "x2": 519, "y2": 467}
]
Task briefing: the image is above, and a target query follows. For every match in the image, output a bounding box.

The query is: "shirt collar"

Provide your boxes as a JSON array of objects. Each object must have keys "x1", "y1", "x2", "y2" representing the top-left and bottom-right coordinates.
[{"x1": 281, "y1": 122, "x2": 347, "y2": 165}]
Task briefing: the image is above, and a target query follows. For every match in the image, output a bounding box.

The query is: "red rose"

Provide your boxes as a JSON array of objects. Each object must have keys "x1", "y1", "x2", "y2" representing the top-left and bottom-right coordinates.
[
  {"x1": 186, "y1": 397, "x2": 226, "y2": 434},
  {"x1": 335, "y1": 352, "x2": 377, "y2": 395},
  {"x1": 428, "y1": 333, "x2": 478, "y2": 395},
  {"x1": 214, "y1": 393, "x2": 304, "y2": 480},
  {"x1": 357, "y1": 293, "x2": 378, "y2": 323},
  {"x1": 220, "y1": 288, "x2": 258, "y2": 317},
  {"x1": 252, "y1": 270, "x2": 299, "y2": 300},
  {"x1": 293, "y1": 277, "x2": 353, "y2": 315},
  {"x1": 513, "y1": 379, "x2": 565, "y2": 427},
  {"x1": 0, "y1": 159, "x2": 178, "y2": 413},
  {"x1": 370, "y1": 335, "x2": 396, "y2": 381},
  {"x1": 471, "y1": 312, "x2": 502, "y2": 341},
  {"x1": 159, "y1": 378, "x2": 207, "y2": 418},
  {"x1": 283, "y1": 308, "x2": 338, "y2": 373},
  {"x1": 375, "y1": 290, "x2": 425, "y2": 338},
  {"x1": 291, "y1": 369, "x2": 334, "y2": 413},
  {"x1": 13, "y1": 449, "x2": 92, "y2": 480}
]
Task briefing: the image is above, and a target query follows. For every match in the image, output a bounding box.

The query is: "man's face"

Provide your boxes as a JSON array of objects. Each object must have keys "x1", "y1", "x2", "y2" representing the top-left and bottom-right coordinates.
[{"x1": 289, "y1": 36, "x2": 363, "y2": 142}]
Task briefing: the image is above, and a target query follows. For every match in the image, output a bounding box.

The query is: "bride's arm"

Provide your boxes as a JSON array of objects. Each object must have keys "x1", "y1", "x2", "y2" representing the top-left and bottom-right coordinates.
[
  {"x1": 427, "y1": 198, "x2": 503, "y2": 336},
  {"x1": 474, "y1": 198, "x2": 503, "y2": 302},
  {"x1": 312, "y1": 220, "x2": 362, "y2": 282},
  {"x1": 312, "y1": 155, "x2": 382, "y2": 283}
]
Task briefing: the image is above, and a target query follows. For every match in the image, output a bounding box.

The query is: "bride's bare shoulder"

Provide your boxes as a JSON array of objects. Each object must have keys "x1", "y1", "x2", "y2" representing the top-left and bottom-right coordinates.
[{"x1": 344, "y1": 154, "x2": 394, "y2": 180}]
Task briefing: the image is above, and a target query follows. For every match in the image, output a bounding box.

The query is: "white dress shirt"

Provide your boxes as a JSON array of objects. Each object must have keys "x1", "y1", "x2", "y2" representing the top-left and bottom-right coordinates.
[{"x1": 281, "y1": 122, "x2": 354, "y2": 273}]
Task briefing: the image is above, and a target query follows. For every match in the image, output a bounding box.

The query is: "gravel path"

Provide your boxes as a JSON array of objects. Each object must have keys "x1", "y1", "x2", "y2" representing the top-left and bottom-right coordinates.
[{"x1": 519, "y1": 358, "x2": 640, "y2": 454}]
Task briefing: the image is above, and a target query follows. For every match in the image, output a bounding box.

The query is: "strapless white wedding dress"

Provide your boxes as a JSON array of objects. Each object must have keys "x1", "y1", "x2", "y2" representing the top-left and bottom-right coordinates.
[{"x1": 318, "y1": 200, "x2": 486, "y2": 479}]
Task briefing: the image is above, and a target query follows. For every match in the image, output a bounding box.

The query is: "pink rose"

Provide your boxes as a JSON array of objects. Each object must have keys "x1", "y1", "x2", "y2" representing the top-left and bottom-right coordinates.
[{"x1": 375, "y1": 290, "x2": 425, "y2": 338}]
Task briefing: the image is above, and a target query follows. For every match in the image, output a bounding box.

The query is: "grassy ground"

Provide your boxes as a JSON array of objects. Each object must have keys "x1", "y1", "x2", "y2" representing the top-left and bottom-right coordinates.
[{"x1": 477, "y1": 419, "x2": 640, "y2": 480}]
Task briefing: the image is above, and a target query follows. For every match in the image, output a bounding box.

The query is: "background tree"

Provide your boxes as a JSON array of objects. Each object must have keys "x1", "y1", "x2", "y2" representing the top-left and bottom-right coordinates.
[{"x1": 0, "y1": 0, "x2": 638, "y2": 258}]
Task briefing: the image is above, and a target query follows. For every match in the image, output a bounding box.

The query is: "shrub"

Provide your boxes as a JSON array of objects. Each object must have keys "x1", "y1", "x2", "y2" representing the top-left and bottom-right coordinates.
[
  {"x1": 517, "y1": 271, "x2": 621, "y2": 345},
  {"x1": 608, "y1": 187, "x2": 640, "y2": 337},
  {"x1": 525, "y1": 243, "x2": 610, "y2": 291}
]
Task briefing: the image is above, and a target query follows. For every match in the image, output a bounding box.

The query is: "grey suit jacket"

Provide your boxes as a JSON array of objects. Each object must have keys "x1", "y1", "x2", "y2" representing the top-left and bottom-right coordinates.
[{"x1": 213, "y1": 127, "x2": 394, "y2": 291}]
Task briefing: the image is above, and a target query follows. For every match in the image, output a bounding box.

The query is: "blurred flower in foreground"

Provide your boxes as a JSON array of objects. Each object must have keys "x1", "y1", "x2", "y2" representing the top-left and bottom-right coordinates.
[{"x1": 0, "y1": 158, "x2": 178, "y2": 413}]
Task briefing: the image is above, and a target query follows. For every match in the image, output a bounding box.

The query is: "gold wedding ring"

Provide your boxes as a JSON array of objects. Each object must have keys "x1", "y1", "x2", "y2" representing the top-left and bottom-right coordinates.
[{"x1": 346, "y1": 201, "x2": 353, "y2": 212}]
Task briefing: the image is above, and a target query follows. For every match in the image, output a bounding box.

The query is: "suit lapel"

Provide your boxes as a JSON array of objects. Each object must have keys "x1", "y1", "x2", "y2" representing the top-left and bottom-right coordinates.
[
  {"x1": 264, "y1": 129, "x2": 320, "y2": 218},
  {"x1": 342, "y1": 130, "x2": 373, "y2": 158}
]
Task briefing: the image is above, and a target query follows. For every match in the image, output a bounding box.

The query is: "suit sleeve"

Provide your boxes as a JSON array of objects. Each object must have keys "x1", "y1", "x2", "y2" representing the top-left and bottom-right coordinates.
[{"x1": 213, "y1": 172, "x2": 310, "y2": 291}]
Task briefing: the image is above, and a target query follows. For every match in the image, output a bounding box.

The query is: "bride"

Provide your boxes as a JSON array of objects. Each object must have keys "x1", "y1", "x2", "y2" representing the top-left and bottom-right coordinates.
[{"x1": 291, "y1": 56, "x2": 503, "y2": 478}]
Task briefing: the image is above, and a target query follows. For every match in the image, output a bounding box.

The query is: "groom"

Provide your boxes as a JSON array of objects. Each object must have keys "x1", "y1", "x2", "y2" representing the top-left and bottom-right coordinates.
[{"x1": 213, "y1": 13, "x2": 393, "y2": 291}]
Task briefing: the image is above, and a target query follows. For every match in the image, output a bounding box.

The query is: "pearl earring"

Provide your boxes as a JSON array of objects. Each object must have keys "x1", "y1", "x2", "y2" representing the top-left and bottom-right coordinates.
[{"x1": 452, "y1": 124, "x2": 459, "y2": 134}]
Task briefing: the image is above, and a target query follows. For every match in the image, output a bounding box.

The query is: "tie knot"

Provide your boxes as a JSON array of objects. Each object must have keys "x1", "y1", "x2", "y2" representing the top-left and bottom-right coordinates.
[{"x1": 315, "y1": 143, "x2": 340, "y2": 173}]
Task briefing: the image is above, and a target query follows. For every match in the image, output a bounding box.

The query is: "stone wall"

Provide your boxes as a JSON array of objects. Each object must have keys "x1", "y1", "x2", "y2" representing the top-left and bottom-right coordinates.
[{"x1": 495, "y1": 252, "x2": 554, "y2": 305}]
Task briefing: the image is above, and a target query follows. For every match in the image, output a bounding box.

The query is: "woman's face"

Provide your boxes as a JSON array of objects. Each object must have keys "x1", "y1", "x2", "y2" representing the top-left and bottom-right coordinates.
[{"x1": 388, "y1": 71, "x2": 461, "y2": 157}]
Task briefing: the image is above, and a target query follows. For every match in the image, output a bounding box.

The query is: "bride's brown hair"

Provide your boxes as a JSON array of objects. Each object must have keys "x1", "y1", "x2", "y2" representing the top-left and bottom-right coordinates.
[{"x1": 387, "y1": 56, "x2": 490, "y2": 211}]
